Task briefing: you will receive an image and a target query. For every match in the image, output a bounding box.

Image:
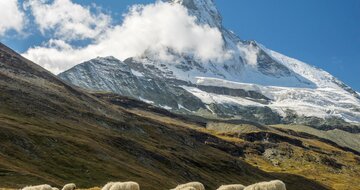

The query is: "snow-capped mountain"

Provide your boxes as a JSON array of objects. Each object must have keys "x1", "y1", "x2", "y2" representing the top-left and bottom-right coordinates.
[{"x1": 59, "y1": 0, "x2": 360, "y2": 125}]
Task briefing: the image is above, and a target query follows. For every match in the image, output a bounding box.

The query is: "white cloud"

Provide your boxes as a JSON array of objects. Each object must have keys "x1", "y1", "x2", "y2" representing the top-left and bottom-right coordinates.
[
  {"x1": 24, "y1": 0, "x2": 111, "y2": 41},
  {"x1": 237, "y1": 43, "x2": 259, "y2": 66},
  {"x1": 23, "y1": 1, "x2": 229, "y2": 74},
  {"x1": 0, "y1": 0, "x2": 25, "y2": 36}
]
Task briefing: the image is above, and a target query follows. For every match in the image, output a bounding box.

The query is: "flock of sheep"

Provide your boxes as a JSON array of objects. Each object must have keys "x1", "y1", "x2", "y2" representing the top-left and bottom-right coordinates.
[{"x1": 20, "y1": 180, "x2": 286, "y2": 190}]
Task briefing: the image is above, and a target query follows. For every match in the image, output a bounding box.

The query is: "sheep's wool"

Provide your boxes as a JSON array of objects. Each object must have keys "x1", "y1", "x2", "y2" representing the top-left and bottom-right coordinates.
[
  {"x1": 102, "y1": 182, "x2": 115, "y2": 190},
  {"x1": 217, "y1": 184, "x2": 246, "y2": 190},
  {"x1": 108, "y1": 182, "x2": 140, "y2": 190},
  {"x1": 22, "y1": 185, "x2": 53, "y2": 190},
  {"x1": 62, "y1": 183, "x2": 76, "y2": 190},
  {"x1": 171, "y1": 182, "x2": 205, "y2": 190},
  {"x1": 244, "y1": 180, "x2": 286, "y2": 190}
]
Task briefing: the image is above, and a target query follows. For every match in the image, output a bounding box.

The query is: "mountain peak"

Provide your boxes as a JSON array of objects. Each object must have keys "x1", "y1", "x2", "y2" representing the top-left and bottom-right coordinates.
[
  {"x1": 59, "y1": 1, "x2": 360, "y2": 124},
  {"x1": 163, "y1": 0, "x2": 222, "y2": 27}
]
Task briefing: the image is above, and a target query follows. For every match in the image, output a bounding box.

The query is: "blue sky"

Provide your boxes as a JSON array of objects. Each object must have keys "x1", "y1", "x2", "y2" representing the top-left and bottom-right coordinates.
[{"x1": 1, "y1": 0, "x2": 359, "y2": 91}]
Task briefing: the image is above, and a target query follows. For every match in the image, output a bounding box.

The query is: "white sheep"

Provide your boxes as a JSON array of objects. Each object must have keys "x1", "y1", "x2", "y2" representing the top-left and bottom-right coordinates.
[
  {"x1": 102, "y1": 182, "x2": 115, "y2": 190},
  {"x1": 217, "y1": 184, "x2": 245, "y2": 190},
  {"x1": 52, "y1": 188, "x2": 60, "y2": 190},
  {"x1": 62, "y1": 183, "x2": 76, "y2": 190},
  {"x1": 22, "y1": 184, "x2": 53, "y2": 190},
  {"x1": 171, "y1": 182, "x2": 205, "y2": 190},
  {"x1": 244, "y1": 180, "x2": 286, "y2": 190},
  {"x1": 107, "y1": 182, "x2": 140, "y2": 190},
  {"x1": 176, "y1": 187, "x2": 196, "y2": 190}
]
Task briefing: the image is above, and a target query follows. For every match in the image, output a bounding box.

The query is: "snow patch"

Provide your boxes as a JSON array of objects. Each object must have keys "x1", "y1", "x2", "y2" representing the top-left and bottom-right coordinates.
[
  {"x1": 131, "y1": 69, "x2": 144, "y2": 77},
  {"x1": 159, "y1": 105, "x2": 172, "y2": 110},
  {"x1": 178, "y1": 104, "x2": 191, "y2": 112},
  {"x1": 139, "y1": 97, "x2": 154, "y2": 104}
]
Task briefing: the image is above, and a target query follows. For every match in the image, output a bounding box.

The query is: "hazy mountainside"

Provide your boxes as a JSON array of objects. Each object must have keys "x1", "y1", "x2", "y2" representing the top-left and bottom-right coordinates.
[
  {"x1": 59, "y1": 0, "x2": 360, "y2": 126},
  {"x1": 0, "y1": 43, "x2": 332, "y2": 189}
]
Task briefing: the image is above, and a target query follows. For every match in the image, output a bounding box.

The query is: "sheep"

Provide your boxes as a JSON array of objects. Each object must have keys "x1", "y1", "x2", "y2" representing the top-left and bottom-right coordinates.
[
  {"x1": 22, "y1": 184, "x2": 53, "y2": 190},
  {"x1": 217, "y1": 184, "x2": 245, "y2": 190},
  {"x1": 107, "y1": 182, "x2": 140, "y2": 190},
  {"x1": 102, "y1": 182, "x2": 115, "y2": 190},
  {"x1": 171, "y1": 182, "x2": 205, "y2": 190},
  {"x1": 62, "y1": 183, "x2": 76, "y2": 190},
  {"x1": 52, "y1": 188, "x2": 60, "y2": 190},
  {"x1": 176, "y1": 188, "x2": 196, "y2": 190},
  {"x1": 244, "y1": 180, "x2": 286, "y2": 190}
]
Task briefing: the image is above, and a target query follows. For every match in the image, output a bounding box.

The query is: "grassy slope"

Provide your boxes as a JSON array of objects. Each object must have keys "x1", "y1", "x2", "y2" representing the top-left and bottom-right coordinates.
[
  {"x1": 202, "y1": 124, "x2": 360, "y2": 190},
  {"x1": 97, "y1": 93, "x2": 360, "y2": 190},
  {"x1": 0, "y1": 43, "x2": 327, "y2": 190}
]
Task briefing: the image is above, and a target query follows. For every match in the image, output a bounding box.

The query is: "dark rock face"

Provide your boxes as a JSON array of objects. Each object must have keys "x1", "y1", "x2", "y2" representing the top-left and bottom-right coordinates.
[
  {"x1": 283, "y1": 110, "x2": 360, "y2": 133},
  {"x1": 196, "y1": 85, "x2": 270, "y2": 102},
  {"x1": 236, "y1": 132, "x2": 305, "y2": 148},
  {"x1": 320, "y1": 156, "x2": 343, "y2": 170}
]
